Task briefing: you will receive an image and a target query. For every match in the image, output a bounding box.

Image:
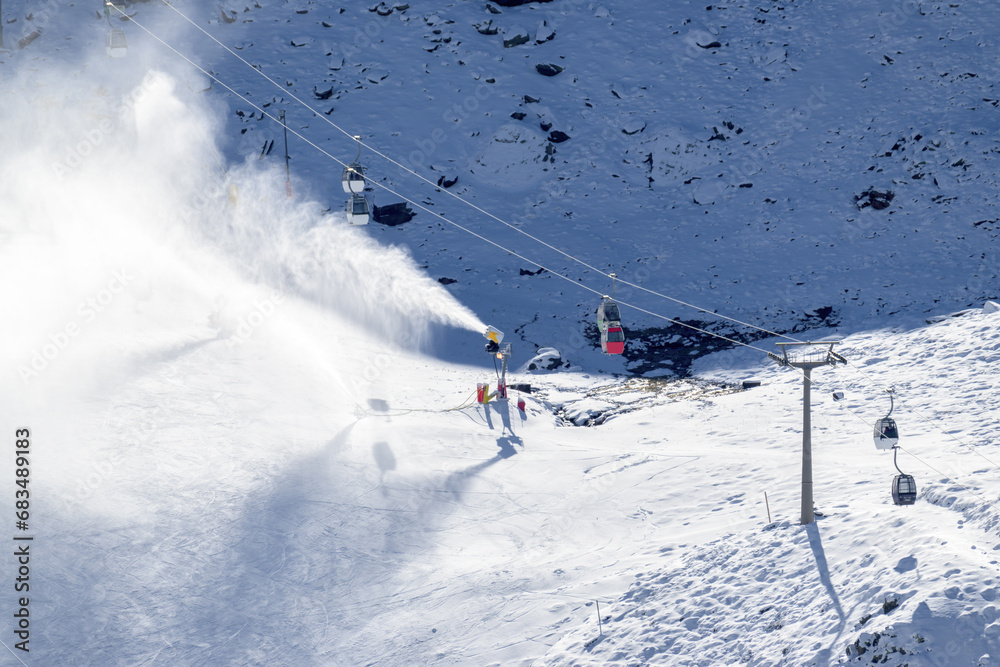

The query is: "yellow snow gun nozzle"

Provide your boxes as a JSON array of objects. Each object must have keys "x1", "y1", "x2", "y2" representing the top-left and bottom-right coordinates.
[{"x1": 484, "y1": 326, "x2": 504, "y2": 346}]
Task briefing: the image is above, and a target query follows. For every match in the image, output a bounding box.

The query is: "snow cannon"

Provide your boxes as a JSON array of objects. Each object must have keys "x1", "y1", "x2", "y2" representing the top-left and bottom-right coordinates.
[{"x1": 484, "y1": 326, "x2": 504, "y2": 354}]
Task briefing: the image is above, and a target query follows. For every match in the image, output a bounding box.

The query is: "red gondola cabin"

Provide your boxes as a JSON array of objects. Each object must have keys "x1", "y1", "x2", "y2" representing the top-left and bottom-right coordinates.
[{"x1": 602, "y1": 325, "x2": 625, "y2": 354}]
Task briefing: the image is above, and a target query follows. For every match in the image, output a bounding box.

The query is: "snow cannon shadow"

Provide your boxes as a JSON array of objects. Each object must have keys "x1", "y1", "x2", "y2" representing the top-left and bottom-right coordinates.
[
  {"x1": 481, "y1": 399, "x2": 518, "y2": 436},
  {"x1": 443, "y1": 453, "x2": 510, "y2": 499},
  {"x1": 166, "y1": 420, "x2": 517, "y2": 662},
  {"x1": 496, "y1": 434, "x2": 520, "y2": 459}
]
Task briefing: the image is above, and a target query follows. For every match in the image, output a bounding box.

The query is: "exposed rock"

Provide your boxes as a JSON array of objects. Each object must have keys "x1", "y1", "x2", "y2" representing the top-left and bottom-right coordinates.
[
  {"x1": 525, "y1": 347, "x2": 566, "y2": 372},
  {"x1": 804, "y1": 306, "x2": 834, "y2": 320},
  {"x1": 436, "y1": 174, "x2": 458, "y2": 188},
  {"x1": 486, "y1": 3, "x2": 502, "y2": 14},
  {"x1": 474, "y1": 19, "x2": 499, "y2": 35},
  {"x1": 510, "y1": 111, "x2": 527, "y2": 120},
  {"x1": 313, "y1": 86, "x2": 334, "y2": 100},
  {"x1": 622, "y1": 119, "x2": 646, "y2": 135},
  {"x1": 855, "y1": 188, "x2": 894, "y2": 210},
  {"x1": 373, "y1": 203, "x2": 416, "y2": 226},
  {"x1": 535, "y1": 63, "x2": 564, "y2": 77},
  {"x1": 437, "y1": 277, "x2": 458, "y2": 285},
  {"x1": 548, "y1": 130, "x2": 571, "y2": 143},
  {"x1": 523, "y1": 94, "x2": 540, "y2": 103},
  {"x1": 493, "y1": 0, "x2": 553, "y2": 6},
  {"x1": 535, "y1": 20, "x2": 556, "y2": 43},
  {"x1": 503, "y1": 27, "x2": 531, "y2": 48},
  {"x1": 17, "y1": 30, "x2": 41, "y2": 50}
]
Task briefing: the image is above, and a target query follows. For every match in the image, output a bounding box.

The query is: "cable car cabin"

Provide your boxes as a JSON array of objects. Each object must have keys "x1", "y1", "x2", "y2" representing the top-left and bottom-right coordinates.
[
  {"x1": 342, "y1": 163, "x2": 365, "y2": 194},
  {"x1": 106, "y1": 28, "x2": 127, "y2": 58},
  {"x1": 873, "y1": 417, "x2": 899, "y2": 450},
  {"x1": 596, "y1": 298, "x2": 621, "y2": 333},
  {"x1": 892, "y1": 474, "x2": 917, "y2": 505},
  {"x1": 601, "y1": 325, "x2": 625, "y2": 354},
  {"x1": 346, "y1": 194, "x2": 370, "y2": 225}
]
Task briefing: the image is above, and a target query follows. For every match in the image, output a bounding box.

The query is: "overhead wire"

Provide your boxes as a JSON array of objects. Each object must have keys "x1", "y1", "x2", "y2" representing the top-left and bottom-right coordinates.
[
  {"x1": 156, "y1": 0, "x2": 806, "y2": 346},
  {"x1": 119, "y1": 4, "x2": 1000, "y2": 492},
  {"x1": 113, "y1": 4, "x2": 785, "y2": 362},
  {"x1": 839, "y1": 355, "x2": 1000, "y2": 471},
  {"x1": 829, "y1": 383, "x2": 997, "y2": 507}
]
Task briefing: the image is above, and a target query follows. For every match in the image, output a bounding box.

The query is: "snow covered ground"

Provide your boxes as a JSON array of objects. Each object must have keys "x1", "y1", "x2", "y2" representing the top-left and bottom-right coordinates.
[{"x1": 1, "y1": 1, "x2": 1000, "y2": 665}]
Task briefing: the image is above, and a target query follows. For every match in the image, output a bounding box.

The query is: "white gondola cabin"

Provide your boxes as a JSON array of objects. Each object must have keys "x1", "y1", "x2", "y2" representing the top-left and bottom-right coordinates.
[
  {"x1": 106, "y1": 28, "x2": 127, "y2": 58},
  {"x1": 346, "y1": 194, "x2": 370, "y2": 225},
  {"x1": 873, "y1": 417, "x2": 899, "y2": 450},
  {"x1": 342, "y1": 163, "x2": 366, "y2": 194},
  {"x1": 874, "y1": 388, "x2": 900, "y2": 450}
]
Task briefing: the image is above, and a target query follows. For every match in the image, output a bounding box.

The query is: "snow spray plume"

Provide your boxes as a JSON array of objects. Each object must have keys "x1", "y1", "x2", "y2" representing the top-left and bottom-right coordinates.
[
  {"x1": 195, "y1": 161, "x2": 487, "y2": 347},
  {"x1": 0, "y1": 54, "x2": 481, "y2": 405},
  {"x1": 0, "y1": 63, "x2": 241, "y2": 399}
]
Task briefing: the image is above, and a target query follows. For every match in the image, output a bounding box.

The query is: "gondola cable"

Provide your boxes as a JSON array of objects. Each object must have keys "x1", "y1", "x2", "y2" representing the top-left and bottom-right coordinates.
[
  {"x1": 112, "y1": 7, "x2": 783, "y2": 364},
  {"x1": 118, "y1": 5, "x2": 1000, "y2": 489},
  {"x1": 154, "y1": 0, "x2": 810, "y2": 346}
]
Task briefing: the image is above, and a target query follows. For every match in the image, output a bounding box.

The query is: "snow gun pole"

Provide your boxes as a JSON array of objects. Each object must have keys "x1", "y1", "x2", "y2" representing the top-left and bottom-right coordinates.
[{"x1": 280, "y1": 109, "x2": 291, "y2": 198}]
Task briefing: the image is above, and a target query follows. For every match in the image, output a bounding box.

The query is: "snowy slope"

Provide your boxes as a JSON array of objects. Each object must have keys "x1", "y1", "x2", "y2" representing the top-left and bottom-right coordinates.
[{"x1": 1, "y1": 1, "x2": 1000, "y2": 666}]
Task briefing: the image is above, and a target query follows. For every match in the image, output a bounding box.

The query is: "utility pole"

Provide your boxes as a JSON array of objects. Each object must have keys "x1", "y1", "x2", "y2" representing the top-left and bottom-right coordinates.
[{"x1": 768, "y1": 341, "x2": 846, "y2": 524}]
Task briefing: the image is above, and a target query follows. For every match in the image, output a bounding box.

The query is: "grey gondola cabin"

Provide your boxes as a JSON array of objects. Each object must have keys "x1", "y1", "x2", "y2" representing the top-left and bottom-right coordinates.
[
  {"x1": 596, "y1": 297, "x2": 621, "y2": 333},
  {"x1": 892, "y1": 474, "x2": 916, "y2": 505}
]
